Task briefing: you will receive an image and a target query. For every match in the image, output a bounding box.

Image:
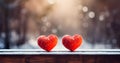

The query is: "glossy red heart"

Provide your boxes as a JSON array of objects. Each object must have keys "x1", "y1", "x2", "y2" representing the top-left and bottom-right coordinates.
[
  {"x1": 62, "y1": 34, "x2": 82, "y2": 51},
  {"x1": 37, "y1": 34, "x2": 58, "y2": 52}
]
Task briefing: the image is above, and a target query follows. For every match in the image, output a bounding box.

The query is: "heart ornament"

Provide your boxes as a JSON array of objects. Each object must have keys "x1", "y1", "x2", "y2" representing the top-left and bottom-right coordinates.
[
  {"x1": 62, "y1": 34, "x2": 82, "y2": 51},
  {"x1": 37, "y1": 34, "x2": 58, "y2": 52}
]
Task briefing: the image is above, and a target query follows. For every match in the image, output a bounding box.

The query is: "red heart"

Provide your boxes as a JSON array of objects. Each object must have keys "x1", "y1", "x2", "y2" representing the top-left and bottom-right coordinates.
[
  {"x1": 37, "y1": 34, "x2": 58, "y2": 52},
  {"x1": 62, "y1": 34, "x2": 82, "y2": 51}
]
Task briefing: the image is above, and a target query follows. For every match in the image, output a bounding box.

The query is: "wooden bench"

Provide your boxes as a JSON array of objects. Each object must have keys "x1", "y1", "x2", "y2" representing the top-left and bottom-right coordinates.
[{"x1": 0, "y1": 49, "x2": 120, "y2": 63}]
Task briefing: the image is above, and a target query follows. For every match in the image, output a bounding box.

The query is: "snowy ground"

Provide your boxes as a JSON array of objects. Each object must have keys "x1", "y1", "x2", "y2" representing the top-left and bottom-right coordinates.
[
  {"x1": 9, "y1": 37, "x2": 117, "y2": 51},
  {"x1": 0, "y1": 32, "x2": 117, "y2": 50}
]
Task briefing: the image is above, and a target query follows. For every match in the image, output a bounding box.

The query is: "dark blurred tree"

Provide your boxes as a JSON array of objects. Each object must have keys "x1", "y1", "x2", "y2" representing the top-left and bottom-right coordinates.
[
  {"x1": 0, "y1": 0, "x2": 10, "y2": 49},
  {"x1": 0, "y1": 0, "x2": 28, "y2": 48}
]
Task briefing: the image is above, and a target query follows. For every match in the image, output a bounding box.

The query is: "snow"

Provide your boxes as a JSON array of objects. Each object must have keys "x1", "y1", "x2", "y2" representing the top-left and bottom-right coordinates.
[{"x1": 8, "y1": 37, "x2": 114, "y2": 51}]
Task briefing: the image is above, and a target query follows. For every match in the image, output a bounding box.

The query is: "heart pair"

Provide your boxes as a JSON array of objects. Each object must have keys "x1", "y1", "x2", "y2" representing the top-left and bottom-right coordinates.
[{"x1": 37, "y1": 34, "x2": 82, "y2": 52}]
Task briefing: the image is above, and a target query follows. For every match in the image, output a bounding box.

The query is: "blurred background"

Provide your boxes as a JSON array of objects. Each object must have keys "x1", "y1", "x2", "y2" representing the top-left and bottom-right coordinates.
[{"x1": 0, "y1": 0, "x2": 120, "y2": 50}]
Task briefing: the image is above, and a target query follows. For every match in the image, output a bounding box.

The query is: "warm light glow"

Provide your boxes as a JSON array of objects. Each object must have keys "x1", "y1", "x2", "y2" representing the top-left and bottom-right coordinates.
[
  {"x1": 49, "y1": 0, "x2": 81, "y2": 29},
  {"x1": 25, "y1": 0, "x2": 94, "y2": 35},
  {"x1": 48, "y1": 0, "x2": 56, "y2": 5}
]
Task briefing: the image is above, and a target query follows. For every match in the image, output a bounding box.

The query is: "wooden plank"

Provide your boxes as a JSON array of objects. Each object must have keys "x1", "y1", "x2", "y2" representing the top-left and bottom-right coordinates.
[
  {"x1": 0, "y1": 56, "x2": 26, "y2": 63},
  {"x1": 0, "y1": 55, "x2": 120, "y2": 63}
]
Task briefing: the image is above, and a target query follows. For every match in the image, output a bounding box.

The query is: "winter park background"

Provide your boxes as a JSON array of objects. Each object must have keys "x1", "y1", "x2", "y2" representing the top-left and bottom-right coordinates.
[{"x1": 0, "y1": 0, "x2": 120, "y2": 50}]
